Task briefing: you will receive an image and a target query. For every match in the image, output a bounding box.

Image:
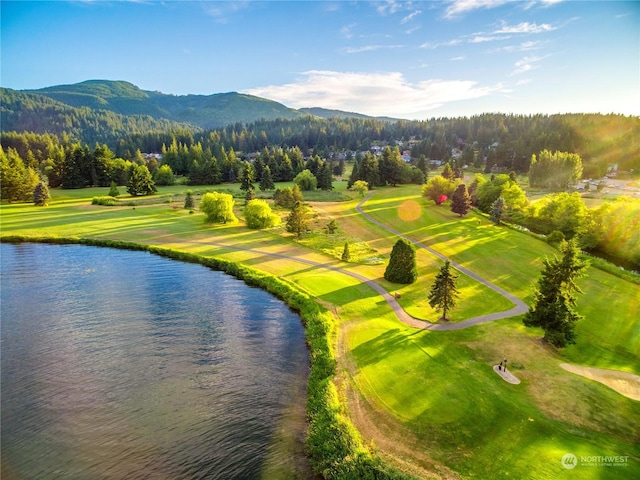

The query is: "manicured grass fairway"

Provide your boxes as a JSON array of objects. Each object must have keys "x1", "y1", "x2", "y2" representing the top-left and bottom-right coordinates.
[{"x1": 2, "y1": 184, "x2": 639, "y2": 479}]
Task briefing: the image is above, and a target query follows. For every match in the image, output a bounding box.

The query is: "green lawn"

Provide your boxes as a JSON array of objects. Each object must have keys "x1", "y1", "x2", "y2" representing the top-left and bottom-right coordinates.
[{"x1": 1, "y1": 184, "x2": 638, "y2": 479}]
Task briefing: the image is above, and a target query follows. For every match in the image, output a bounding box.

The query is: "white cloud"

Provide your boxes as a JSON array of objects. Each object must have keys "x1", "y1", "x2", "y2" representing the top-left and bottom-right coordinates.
[
  {"x1": 470, "y1": 35, "x2": 511, "y2": 43},
  {"x1": 419, "y1": 38, "x2": 463, "y2": 49},
  {"x1": 377, "y1": 0, "x2": 403, "y2": 16},
  {"x1": 203, "y1": 1, "x2": 250, "y2": 23},
  {"x1": 444, "y1": 0, "x2": 514, "y2": 19},
  {"x1": 344, "y1": 44, "x2": 404, "y2": 54},
  {"x1": 445, "y1": 0, "x2": 562, "y2": 18},
  {"x1": 490, "y1": 40, "x2": 544, "y2": 52},
  {"x1": 401, "y1": 10, "x2": 422, "y2": 24},
  {"x1": 494, "y1": 21, "x2": 555, "y2": 34},
  {"x1": 450, "y1": 56, "x2": 466, "y2": 61},
  {"x1": 243, "y1": 71, "x2": 504, "y2": 118},
  {"x1": 341, "y1": 23, "x2": 357, "y2": 39},
  {"x1": 511, "y1": 55, "x2": 547, "y2": 75}
]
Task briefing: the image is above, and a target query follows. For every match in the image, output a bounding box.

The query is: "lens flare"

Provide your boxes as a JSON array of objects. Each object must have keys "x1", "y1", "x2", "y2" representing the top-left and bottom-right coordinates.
[{"x1": 398, "y1": 200, "x2": 422, "y2": 222}]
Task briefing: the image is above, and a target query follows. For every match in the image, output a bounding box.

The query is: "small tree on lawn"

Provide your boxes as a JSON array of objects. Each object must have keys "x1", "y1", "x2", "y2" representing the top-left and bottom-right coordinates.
[
  {"x1": 422, "y1": 176, "x2": 456, "y2": 205},
  {"x1": 341, "y1": 242, "x2": 351, "y2": 261},
  {"x1": 523, "y1": 239, "x2": 588, "y2": 347},
  {"x1": 184, "y1": 190, "x2": 194, "y2": 209},
  {"x1": 326, "y1": 219, "x2": 338, "y2": 234},
  {"x1": 490, "y1": 196, "x2": 505, "y2": 225},
  {"x1": 352, "y1": 180, "x2": 369, "y2": 197},
  {"x1": 286, "y1": 201, "x2": 309, "y2": 239},
  {"x1": 451, "y1": 183, "x2": 472, "y2": 217},
  {"x1": 239, "y1": 162, "x2": 256, "y2": 201},
  {"x1": 127, "y1": 164, "x2": 156, "y2": 196},
  {"x1": 33, "y1": 180, "x2": 50, "y2": 206},
  {"x1": 384, "y1": 238, "x2": 418, "y2": 284},
  {"x1": 200, "y1": 192, "x2": 238, "y2": 224},
  {"x1": 428, "y1": 260, "x2": 459, "y2": 321},
  {"x1": 108, "y1": 181, "x2": 120, "y2": 197},
  {"x1": 244, "y1": 199, "x2": 281, "y2": 229}
]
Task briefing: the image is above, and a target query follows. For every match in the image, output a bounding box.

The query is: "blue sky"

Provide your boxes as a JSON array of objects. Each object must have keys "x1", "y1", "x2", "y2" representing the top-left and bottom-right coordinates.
[{"x1": 1, "y1": 0, "x2": 638, "y2": 119}]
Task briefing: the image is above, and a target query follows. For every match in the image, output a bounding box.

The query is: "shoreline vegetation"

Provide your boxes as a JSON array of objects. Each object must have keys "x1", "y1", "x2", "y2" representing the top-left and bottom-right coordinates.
[{"x1": 0, "y1": 235, "x2": 410, "y2": 478}]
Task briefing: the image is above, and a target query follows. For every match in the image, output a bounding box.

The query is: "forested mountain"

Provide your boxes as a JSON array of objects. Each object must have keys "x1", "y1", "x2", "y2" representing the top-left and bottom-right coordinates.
[
  {"x1": 299, "y1": 107, "x2": 398, "y2": 123},
  {"x1": 0, "y1": 87, "x2": 198, "y2": 146},
  {"x1": 13, "y1": 80, "x2": 304, "y2": 129}
]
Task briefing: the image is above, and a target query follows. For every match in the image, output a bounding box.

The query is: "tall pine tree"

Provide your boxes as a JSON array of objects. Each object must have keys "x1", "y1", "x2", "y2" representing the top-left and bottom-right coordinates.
[
  {"x1": 523, "y1": 239, "x2": 588, "y2": 347},
  {"x1": 451, "y1": 183, "x2": 472, "y2": 217},
  {"x1": 427, "y1": 260, "x2": 460, "y2": 321}
]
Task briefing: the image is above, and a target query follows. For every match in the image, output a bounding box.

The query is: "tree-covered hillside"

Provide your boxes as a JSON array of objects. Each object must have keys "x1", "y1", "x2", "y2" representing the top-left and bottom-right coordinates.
[
  {"x1": 16, "y1": 80, "x2": 304, "y2": 129},
  {"x1": 0, "y1": 87, "x2": 197, "y2": 146}
]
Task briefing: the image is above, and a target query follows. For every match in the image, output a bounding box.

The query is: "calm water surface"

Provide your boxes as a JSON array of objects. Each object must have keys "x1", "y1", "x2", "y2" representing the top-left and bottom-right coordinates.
[{"x1": 1, "y1": 243, "x2": 310, "y2": 479}]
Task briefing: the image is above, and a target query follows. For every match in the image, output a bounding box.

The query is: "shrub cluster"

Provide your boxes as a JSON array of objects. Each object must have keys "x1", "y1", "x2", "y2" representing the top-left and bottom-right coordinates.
[{"x1": 91, "y1": 196, "x2": 119, "y2": 206}]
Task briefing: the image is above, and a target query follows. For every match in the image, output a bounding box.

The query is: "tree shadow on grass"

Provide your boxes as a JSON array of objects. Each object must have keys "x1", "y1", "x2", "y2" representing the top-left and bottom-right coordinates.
[{"x1": 350, "y1": 329, "x2": 410, "y2": 369}]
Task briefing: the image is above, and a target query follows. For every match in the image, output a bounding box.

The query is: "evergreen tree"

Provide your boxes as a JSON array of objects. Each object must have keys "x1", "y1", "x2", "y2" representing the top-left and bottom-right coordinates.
[
  {"x1": 317, "y1": 161, "x2": 334, "y2": 190},
  {"x1": 341, "y1": 242, "x2": 351, "y2": 262},
  {"x1": 427, "y1": 260, "x2": 460, "y2": 321},
  {"x1": 441, "y1": 163, "x2": 455, "y2": 180},
  {"x1": 184, "y1": 190, "x2": 194, "y2": 209},
  {"x1": 490, "y1": 197, "x2": 505, "y2": 225},
  {"x1": 451, "y1": 183, "x2": 472, "y2": 217},
  {"x1": 239, "y1": 161, "x2": 255, "y2": 198},
  {"x1": 379, "y1": 146, "x2": 404, "y2": 186},
  {"x1": 108, "y1": 181, "x2": 120, "y2": 197},
  {"x1": 523, "y1": 240, "x2": 588, "y2": 347},
  {"x1": 384, "y1": 238, "x2": 418, "y2": 284},
  {"x1": 259, "y1": 165, "x2": 275, "y2": 191},
  {"x1": 127, "y1": 164, "x2": 156, "y2": 196},
  {"x1": 285, "y1": 201, "x2": 309, "y2": 239},
  {"x1": 33, "y1": 180, "x2": 50, "y2": 206}
]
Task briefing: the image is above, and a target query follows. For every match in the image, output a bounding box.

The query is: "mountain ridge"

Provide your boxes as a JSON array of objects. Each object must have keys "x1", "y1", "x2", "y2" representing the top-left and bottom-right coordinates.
[{"x1": 19, "y1": 79, "x2": 308, "y2": 129}]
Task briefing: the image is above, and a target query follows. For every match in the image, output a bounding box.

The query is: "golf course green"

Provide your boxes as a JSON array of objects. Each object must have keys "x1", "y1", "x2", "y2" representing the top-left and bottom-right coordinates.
[{"x1": 1, "y1": 182, "x2": 638, "y2": 479}]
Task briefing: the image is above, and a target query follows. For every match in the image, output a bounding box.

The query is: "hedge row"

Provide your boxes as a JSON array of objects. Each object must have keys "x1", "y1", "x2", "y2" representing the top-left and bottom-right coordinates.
[{"x1": 0, "y1": 235, "x2": 415, "y2": 479}]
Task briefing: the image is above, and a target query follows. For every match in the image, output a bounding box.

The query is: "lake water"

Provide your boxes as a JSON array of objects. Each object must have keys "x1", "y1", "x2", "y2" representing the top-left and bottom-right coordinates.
[{"x1": 1, "y1": 243, "x2": 311, "y2": 479}]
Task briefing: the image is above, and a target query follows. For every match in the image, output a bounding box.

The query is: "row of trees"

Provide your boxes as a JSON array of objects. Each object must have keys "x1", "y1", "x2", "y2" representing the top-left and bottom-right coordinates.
[
  {"x1": 419, "y1": 157, "x2": 639, "y2": 268},
  {"x1": 348, "y1": 146, "x2": 425, "y2": 189}
]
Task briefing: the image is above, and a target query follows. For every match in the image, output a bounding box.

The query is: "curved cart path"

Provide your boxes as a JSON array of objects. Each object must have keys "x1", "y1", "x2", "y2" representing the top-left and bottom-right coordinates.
[
  {"x1": 353, "y1": 193, "x2": 529, "y2": 330},
  {"x1": 204, "y1": 193, "x2": 527, "y2": 331}
]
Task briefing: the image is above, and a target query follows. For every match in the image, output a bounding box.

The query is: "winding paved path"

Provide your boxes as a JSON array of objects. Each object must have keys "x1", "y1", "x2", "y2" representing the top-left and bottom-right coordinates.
[
  {"x1": 355, "y1": 194, "x2": 529, "y2": 330},
  {"x1": 206, "y1": 192, "x2": 528, "y2": 331}
]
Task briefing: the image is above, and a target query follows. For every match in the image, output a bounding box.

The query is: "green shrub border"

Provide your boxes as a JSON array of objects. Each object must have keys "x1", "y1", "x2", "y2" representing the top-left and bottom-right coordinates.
[{"x1": 0, "y1": 234, "x2": 413, "y2": 479}]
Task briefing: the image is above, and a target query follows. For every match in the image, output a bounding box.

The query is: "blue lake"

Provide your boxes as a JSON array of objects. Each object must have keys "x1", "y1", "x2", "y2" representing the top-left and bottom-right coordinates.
[{"x1": 1, "y1": 243, "x2": 311, "y2": 479}]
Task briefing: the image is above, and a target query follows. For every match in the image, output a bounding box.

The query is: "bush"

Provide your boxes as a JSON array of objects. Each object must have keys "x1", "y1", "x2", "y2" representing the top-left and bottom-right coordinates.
[
  {"x1": 154, "y1": 164, "x2": 175, "y2": 186},
  {"x1": 244, "y1": 199, "x2": 281, "y2": 229},
  {"x1": 199, "y1": 191, "x2": 237, "y2": 223},
  {"x1": 293, "y1": 169, "x2": 318, "y2": 191},
  {"x1": 91, "y1": 196, "x2": 119, "y2": 206}
]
